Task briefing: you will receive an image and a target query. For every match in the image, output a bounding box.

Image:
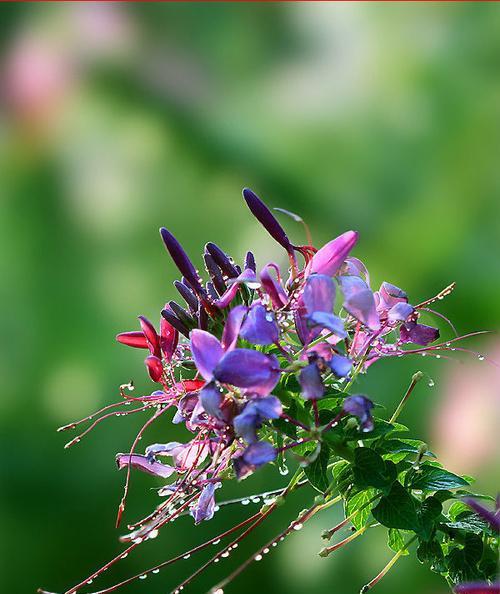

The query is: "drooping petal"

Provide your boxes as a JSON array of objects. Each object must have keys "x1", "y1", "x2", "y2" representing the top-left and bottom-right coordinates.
[
  {"x1": 116, "y1": 453, "x2": 174, "y2": 479},
  {"x1": 191, "y1": 482, "x2": 219, "y2": 524},
  {"x1": 307, "y1": 231, "x2": 358, "y2": 277},
  {"x1": 307, "y1": 311, "x2": 347, "y2": 338},
  {"x1": 299, "y1": 362, "x2": 325, "y2": 400},
  {"x1": 253, "y1": 395, "x2": 282, "y2": 419},
  {"x1": 339, "y1": 276, "x2": 380, "y2": 331},
  {"x1": 243, "y1": 440, "x2": 277, "y2": 465},
  {"x1": 214, "y1": 349, "x2": 280, "y2": 393},
  {"x1": 200, "y1": 383, "x2": 224, "y2": 420},
  {"x1": 233, "y1": 408, "x2": 259, "y2": 443},
  {"x1": 138, "y1": 315, "x2": 161, "y2": 357},
  {"x1": 145, "y1": 355, "x2": 163, "y2": 382},
  {"x1": 172, "y1": 392, "x2": 199, "y2": 424},
  {"x1": 190, "y1": 329, "x2": 224, "y2": 381},
  {"x1": 342, "y1": 395, "x2": 374, "y2": 432},
  {"x1": 240, "y1": 303, "x2": 279, "y2": 345},
  {"x1": 213, "y1": 282, "x2": 240, "y2": 309},
  {"x1": 260, "y1": 263, "x2": 288, "y2": 308},
  {"x1": 160, "y1": 313, "x2": 178, "y2": 361},
  {"x1": 242, "y1": 188, "x2": 294, "y2": 253},
  {"x1": 303, "y1": 274, "x2": 335, "y2": 314},
  {"x1": 378, "y1": 281, "x2": 408, "y2": 311},
  {"x1": 400, "y1": 322, "x2": 439, "y2": 346},
  {"x1": 221, "y1": 305, "x2": 248, "y2": 351},
  {"x1": 227, "y1": 267, "x2": 260, "y2": 290},
  {"x1": 116, "y1": 331, "x2": 148, "y2": 349},
  {"x1": 329, "y1": 354, "x2": 352, "y2": 377}
]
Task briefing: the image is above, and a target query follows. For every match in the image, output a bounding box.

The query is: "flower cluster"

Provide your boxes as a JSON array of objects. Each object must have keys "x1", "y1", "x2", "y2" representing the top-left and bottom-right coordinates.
[{"x1": 41, "y1": 189, "x2": 497, "y2": 594}]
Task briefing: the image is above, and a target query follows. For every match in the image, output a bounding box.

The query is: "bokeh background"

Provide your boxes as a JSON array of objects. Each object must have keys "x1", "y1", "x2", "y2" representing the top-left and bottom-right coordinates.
[{"x1": 1, "y1": 3, "x2": 499, "y2": 594}]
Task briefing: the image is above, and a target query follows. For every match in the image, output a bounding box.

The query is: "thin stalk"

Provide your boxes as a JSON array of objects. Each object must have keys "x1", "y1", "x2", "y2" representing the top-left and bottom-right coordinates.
[
  {"x1": 360, "y1": 535, "x2": 417, "y2": 592},
  {"x1": 389, "y1": 371, "x2": 424, "y2": 424}
]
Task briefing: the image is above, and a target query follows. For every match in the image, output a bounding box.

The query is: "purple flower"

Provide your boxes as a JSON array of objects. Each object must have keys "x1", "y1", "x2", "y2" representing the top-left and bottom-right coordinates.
[
  {"x1": 329, "y1": 354, "x2": 352, "y2": 378},
  {"x1": 160, "y1": 227, "x2": 205, "y2": 297},
  {"x1": 214, "y1": 349, "x2": 280, "y2": 394},
  {"x1": 299, "y1": 274, "x2": 346, "y2": 342},
  {"x1": 116, "y1": 453, "x2": 174, "y2": 479},
  {"x1": 338, "y1": 275, "x2": 381, "y2": 331},
  {"x1": 190, "y1": 329, "x2": 225, "y2": 381},
  {"x1": 243, "y1": 188, "x2": 295, "y2": 255},
  {"x1": 400, "y1": 322, "x2": 439, "y2": 346},
  {"x1": 234, "y1": 396, "x2": 282, "y2": 443},
  {"x1": 299, "y1": 362, "x2": 325, "y2": 400},
  {"x1": 233, "y1": 441, "x2": 277, "y2": 480},
  {"x1": 145, "y1": 440, "x2": 209, "y2": 471},
  {"x1": 191, "y1": 482, "x2": 220, "y2": 524},
  {"x1": 221, "y1": 305, "x2": 247, "y2": 351},
  {"x1": 342, "y1": 395, "x2": 374, "y2": 432},
  {"x1": 199, "y1": 383, "x2": 224, "y2": 420},
  {"x1": 307, "y1": 230, "x2": 358, "y2": 277},
  {"x1": 260, "y1": 263, "x2": 288, "y2": 308},
  {"x1": 377, "y1": 282, "x2": 408, "y2": 310},
  {"x1": 240, "y1": 303, "x2": 279, "y2": 345}
]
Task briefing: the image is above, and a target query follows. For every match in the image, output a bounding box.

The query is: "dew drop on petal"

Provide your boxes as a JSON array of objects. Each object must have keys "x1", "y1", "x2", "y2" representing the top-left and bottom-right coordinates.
[{"x1": 221, "y1": 551, "x2": 229, "y2": 558}]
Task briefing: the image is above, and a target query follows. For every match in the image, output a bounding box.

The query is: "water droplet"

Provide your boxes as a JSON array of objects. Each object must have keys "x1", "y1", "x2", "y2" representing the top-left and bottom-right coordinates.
[
  {"x1": 214, "y1": 505, "x2": 220, "y2": 512},
  {"x1": 213, "y1": 589, "x2": 224, "y2": 594},
  {"x1": 214, "y1": 558, "x2": 220, "y2": 563},
  {"x1": 212, "y1": 539, "x2": 221, "y2": 545},
  {"x1": 152, "y1": 569, "x2": 160, "y2": 574},
  {"x1": 255, "y1": 554, "x2": 263, "y2": 561},
  {"x1": 121, "y1": 553, "x2": 128, "y2": 559},
  {"x1": 293, "y1": 523, "x2": 303, "y2": 531},
  {"x1": 241, "y1": 499, "x2": 250, "y2": 505},
  {"x1": 478, "y1": 355, "x2": 485, "y2": 361},
  {"x1": 435, "y1": 354, "x2": 441, "y2": 359},
  {"x1": 272, "y1": 542, "x2": 277, "y2": 547},
  {"x1": 446, "y1": 342, "x2": 451, "y2": 347},
  {"x1": 132, "y1": 537, "x2": 143, "y2": 544},
  {"x1": 250, "y1": 497, "x2": 260, "y2": 504},
  {"x1": 232, "y1": 543, "x2": 238, "y2": 548},
  {"x1": 421, "y1": 352, "x2": 426, "y2": 357},
  {"x1": 428, "y1": 379, "x2": 435, "y2": 387},
  {"x1": 221, "y1": 551, "x2": 229, "y2": 558},
  {"x1": 263, "y1": 547, "x2": 270, "y2": 554},
  {"x1": 87, "y1": 580, "x2": 93, "y2": 585},
  {"x1": 148, "y1": 529, "x2": 159, "y2": 540},
  {"x1": 183, "y1": 554, "x2": 191, "y2": 560},
  {"x1": 279, "y1": 464, "x2": 289, "y2": 476},
  {"x1": 139, "y1": 574, "x2": 147, "y2": 580}
]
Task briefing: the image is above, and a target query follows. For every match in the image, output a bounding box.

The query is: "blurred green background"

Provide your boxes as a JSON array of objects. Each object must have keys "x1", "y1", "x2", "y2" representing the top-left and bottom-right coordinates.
[{"x1": 1, "y1": 3, "x2": 499, "y2": 594}]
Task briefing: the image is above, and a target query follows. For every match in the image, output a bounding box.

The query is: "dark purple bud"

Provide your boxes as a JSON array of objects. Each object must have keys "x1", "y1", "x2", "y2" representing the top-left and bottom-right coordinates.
[
  {"x1": 463, "y1": 498, "x2": 500, "y2": 532},
  {"x1": 191, "y1": 482, "x2": 218, "y2": 524},
  {"x1": 221, "y1": 305, "x2": 248, "y2": 351},
  {"x1": 240, "y1": 303, "x2": 279, "y2": 345},
  {"x1": 454, "y1": 584, "x2": 500, "y2": 594},
  {"x1": 342, "y1": 395, "x2": 374, "y2": 432},
  {"x1": 206, "y1": 281, "x2": 219, "y2": 301},
  {"x1": 214, "y1": 349, "x2": 280, "y2": 394},
  {"x1": 138, "y1": 315, "x2": 161, "y2": 357},
  {"x1": 299, "y1": 362, "x2": 325, "y2": 400},
  {"x1": 307, "y1": 311, "x2": 347, "y2": 338},
  {"x1": 174, "y1": 280, "x2": 199, "y2": 312},
  {"x1": 197, "y1": 301, "x2": 209, "y2": 330},
  {"x1": 160, "y1": 227, "x2": 203, "y2": 294},
  {"x1": 339, "y1": 276, "x2": 381, "y2": 331},
  {"x1": 245, "y1": 251, "x2": 256, "y2": 272},
  {"x1": 161, "y1": 307, "x2": 190, "y2": 338},
  {"x1": 303, "y1": 274, "x2": 335, "y2": 314},
  {"x1": 145, "y1": 355, "x2": 163, "y2": 382},
  {"x1": 190, "y1": 329, "x2": 224, "y2": 381},
  {"x1": 205, "y1": 242, "x2": 239, "y2": 278},
  {"x1": 260, "y1": 263, "x2": 288, "y2": 308},
  {"x1": 388, "y1": 302, "x2": 414, "y2": 322},
  {"x1": 116, "y1": 453, "x2": 174, "y2": 479},
  {"x1": 200, "y1": 382, "x2": 224, "y2": 420},
  {"x1": 329, "y1": 354, "x2": 352, "y2": 377},
  {"x1": 307, "y1": 231, "x2": 358, "y2": 277},
  {"x1": 203, "y1": 252, "x2": 227, "y2": 295},
  {"x1": 168, "y1": 300, "x2": 196, "y2": 329},
  {"x1": 242, "y1": 188, "x2": 294, "y2": 253},
  {"x1": 116, "y1": 331, "x2": 148, "y2": 349},
  {"x1": 400, "y1": 322, "x2": 439, "y2": 346},
  {"x1": 160, "y1": 313, "x2": 178, "y2": 361}
]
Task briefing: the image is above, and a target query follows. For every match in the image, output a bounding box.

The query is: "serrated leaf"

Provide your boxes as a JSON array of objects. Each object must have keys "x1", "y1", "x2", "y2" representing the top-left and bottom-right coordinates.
[
  {"x1": 304, "y1": 443, "x2": 331, "y2": 493},
  {"x1": 352, "y1": 447, "x2": 397, "y2": 493},
  {"x1": 331, "y1": 460, "x2": 354, "y2": 497},
  {"x1": 345, "y1": 489, "x2": 377, "y2": 530},
  {"x1": 388, "y1": 528, "x2": 410, "y2": 555},
  {"x1": 410, "y1": 465, "x2": 469, "y2": 491},
  {"x1": 372, "y1": 481, "x2": 419, "y2": 531}
]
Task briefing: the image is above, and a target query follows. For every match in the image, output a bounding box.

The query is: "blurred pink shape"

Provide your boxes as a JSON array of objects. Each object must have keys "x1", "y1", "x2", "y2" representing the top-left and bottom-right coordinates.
[{"x1": 432, "y1": 340, "x2": 500, "y2": 475}]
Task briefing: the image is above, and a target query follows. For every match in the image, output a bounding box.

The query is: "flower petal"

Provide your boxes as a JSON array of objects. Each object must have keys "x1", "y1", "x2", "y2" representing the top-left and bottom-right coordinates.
[
  {"x1": 221, "y1": 305, "x2": 248, "y2": 351},
  {"x1": 191, "y1": 482, "x2": 218, "y2": 524},
  {"x1": 329, "y1": 354, "x2": 352, "y2": 377},
  {"x1": 200, "y1": 383, "x2": 224, "y2": 420},
  {"x1": 260, "y1": 263, "x2": 288, "y2": 308},
  {"x1": 339, "y1": 276, "x2": 380, "y2": 331},
  {"x1": 160, "y1": 313, "x2": 179, "y2": 361},
  {"x1": 342, "y1": 395, "x2": 374, "y2": 432},
  {"x1": 116, "y1": 453, "x2": 174, "y2": 478},
  {"x1": 145, "y1": 355, "x2": 163, "y2": 382},
  {"x1": 388, "y1": 302, "x2": 414, "y2": 323},
  {"x1": 307, "y1": 231, "x2": 358, "y2": 277},
  {"x1": 307, "y1": 311, "x2": 347, "y2": 338},
  {"x1": 240, "y1": 303, "x2": 279, "y2": 345},
  {"x1": 400, "y1": 322, "x2": 439, "y2": 346},
  {"x1": 190, "y1": 329, "x2": 224, "y2": 381},
  {"x1": 303, "y1": 274, "x2": 335, "y2": 314},
  {"x1": 299, "y1": 362, "x2": 325, "y2": 400},
  {"x1": 214, "y1": 349, "x2": 280, "y2": 393},
  {"x1": 116, "y1": 331, "x2": 148, "y2": 349},
  {"x1": 160, "y1": 227, "x2": 204, "y2": 295},
  {"x1": 243, "y1": 440, "x2": 277, "y2": 465},
  {"x1": 138, "y1": 315, "x2": 161, "y2": 357}
]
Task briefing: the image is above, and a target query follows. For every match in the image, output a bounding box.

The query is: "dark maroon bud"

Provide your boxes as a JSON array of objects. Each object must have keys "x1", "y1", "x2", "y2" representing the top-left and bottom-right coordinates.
[
  {"x1": 242, "y1": 188, "x2": 294, "y2": 253},
  {"x1": 116, "y1": 331, "x2": 148, "y2": 349},
  {"x1": 145, "y1": 355, "x2": 163, "y2": 383},
  {"x1": 161, "y1": 308, "x2": 190, "y2": 338},
  {"x1": 168, "y1": 300, "x2": 196, "y2": 329},
  {"x1": 245, "y1": 251, "x2": 256, "y2": 272},
  {"x1": 205, "y1": 242, "x2": 239, "y2": 278},
  {"x1": 174, "y1": 280, "x2": 199, "y2": 313},
  {"x1": 204, "y1": 252, "x2": 228, "y2": 295},
  {"x1": 160, "y1": 227, "x2": 203, "y2": 294},
  {"x1": 198, "y1": 302, "x2": 208, "y2": 330}
]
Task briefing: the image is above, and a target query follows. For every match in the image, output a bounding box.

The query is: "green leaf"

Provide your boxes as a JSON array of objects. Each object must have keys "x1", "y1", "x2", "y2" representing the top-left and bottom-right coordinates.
[
  {"x1": 372, "y1": 481, "x2": 419, "y2": 531},
  {"x1": 417, "y1": 496, "x2": 442, "y2": 541},
  {"x1": 417, "y1": 539, "x2": 444, "y2": 571},
  {"x1": 444, "y1": 511, "x2": 493, "y2": 535},
  {"x1": 446, "y1": 534, "x2": 484, "y2": 584},
  {"x1": 344, "y1": 418, "x2": 396, "y2": 441},
  {"x1": 304, "y1": 443, "x2": 331, "y2": 493},
  {"x1": 345, "y1": 489, "x2": 377, "y2": 530},
  {"x1": 409, "y1": 464, "x2": 469, "y2": 491},
  {"x1": 352, "y1": 447, "x2": 397, "y2": 493},
  {"x1": 388, "y1": 529, "x2": 410, "y2": 555}
]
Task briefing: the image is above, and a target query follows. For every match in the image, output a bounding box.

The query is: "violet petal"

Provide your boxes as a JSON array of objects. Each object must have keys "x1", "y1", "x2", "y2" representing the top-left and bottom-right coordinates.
[
  {"x1": 307, "y1": 311, "x2": 347, "y2": 338},
  {"x1": 116, "y1": 453, "x2": 174, "y2": 479},
  {"x1": 221, "y1": 305, "x2": 248, "y2": 351},
  {"x1": 160, "y1": 227, "x2": 204, "y2": 294},
  {"x1": 303, "y1": 274, "x2": 335, "y2": 314},
  {"x1": 240, "y1": 303, "x2": 279, "y2": 345},
  {"x1": 299, "y1": 362, "x2": 325, "y2": 400},
  {"x1": 329, "y1": 354, "x2": 352, "y2": 377},
  {"x1": 243, "y1": 440, "x2": 277, "y2": 465},
  {"x1": 400, "y1": 322, "x2": 440, "y2": 346},
  {"x1": 388, "y1": 302, "x2": 414, "y2": 323},
  {"x1": 191, "y1": 482, "x2": 218, "y2": 524},
  {"x1": 214, "y1": 349, "x2": 280, "y2": 393},
  {"x1": 342, "y1": 395, "x2": 374, "y2": 432},
  {"x1": 200, "y1": 383, "x2": 224, "y2": 420},
  {"x1": 190, "y1": 329, "x2": 224, "y2": 381},
  {"x1": 307, "y1": 230, "x2": 358, "y2": 277}
]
